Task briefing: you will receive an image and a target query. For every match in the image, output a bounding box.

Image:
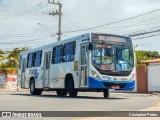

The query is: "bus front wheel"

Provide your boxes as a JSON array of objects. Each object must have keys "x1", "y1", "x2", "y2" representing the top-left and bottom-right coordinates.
[
  {"x1": 103, "y1": 89, "x2": 109, "y2": 98},
  {"x1": 30, "y1": 80, "x2": 42, "y2": 95}
]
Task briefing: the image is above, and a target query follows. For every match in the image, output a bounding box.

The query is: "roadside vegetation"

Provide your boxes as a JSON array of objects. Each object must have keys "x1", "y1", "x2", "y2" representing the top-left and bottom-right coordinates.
[
  {"x1": 136, "y1": 50, "x2": 159, "y2": 66},
  {"x1": 0, "y1": 47, "x2": 28, "y2": 73}
]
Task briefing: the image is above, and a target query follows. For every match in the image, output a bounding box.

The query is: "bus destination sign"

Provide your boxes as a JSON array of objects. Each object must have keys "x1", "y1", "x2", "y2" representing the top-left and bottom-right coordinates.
[{"x1": 92, "y1": 33, "x2": 131, "y2": 44}]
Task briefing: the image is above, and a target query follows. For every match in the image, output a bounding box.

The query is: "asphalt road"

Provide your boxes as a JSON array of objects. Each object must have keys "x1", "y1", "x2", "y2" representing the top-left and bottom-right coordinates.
[{"x1": 0, "y1": 90, "x2": 160, "y2": 120}]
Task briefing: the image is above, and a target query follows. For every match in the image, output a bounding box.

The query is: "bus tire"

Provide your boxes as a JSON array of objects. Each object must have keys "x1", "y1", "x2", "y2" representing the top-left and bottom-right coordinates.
[
  {"x1": 30, "y1": 79, "x2": 42, "y2": 95},
  {"x1": 67, "y1": 80, "x2": 77, "y2": 97},
  {"x1": 103, "y1": 89, "x2": 109, "y2": 98},
  {"x1": 56, "y1": 89, "x2": 68, "y2": 96}
]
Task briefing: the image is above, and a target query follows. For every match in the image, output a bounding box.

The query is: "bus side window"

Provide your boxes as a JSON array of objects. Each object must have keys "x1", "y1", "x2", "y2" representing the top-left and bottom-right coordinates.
[
  {"x1": 55, "y1": 46, "x2": 62, "y2": 64},
  {"x1": 63, "y1": 42, "x2": 76, "y2": 62},
  {"x1": 52, "y1": 47, "x2": 56, "y2": 64},
  {"x1": 52, "y1": 45, "x2": 63, "y2": 64},
  {"x1": 60, "y1": 45, "x2": 63, "y2": 62},
  {"x1": 27, "y1": 53, "x2": 33, "y2": 68},
  {"x1": 86, "y1": 45, "x2": 88, "y2": 63},
  {"x1": 73, "y1": 42, "x2": 76, "y2": 60},
  {"x1": 33, "y1": 51, "x2": 42, "y2": 67}
]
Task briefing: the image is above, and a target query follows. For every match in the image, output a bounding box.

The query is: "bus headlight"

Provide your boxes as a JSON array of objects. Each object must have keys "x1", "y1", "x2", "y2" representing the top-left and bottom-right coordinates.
[{"x1": 91, "y1": 70, "x2": 101, "y2": 80}]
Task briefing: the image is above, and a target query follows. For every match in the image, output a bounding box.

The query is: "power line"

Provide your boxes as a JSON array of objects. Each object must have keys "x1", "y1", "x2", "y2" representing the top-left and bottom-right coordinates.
[
  {"x1": 84, "y1": 21, "x2": 160, "y2": 32},
  {"x1": 0, "y1": 34, "x2": 53, "y2": 39},
  {"x1": 125, "y1": 25, "x2": 160, "y2": 36},
  {"x1": 132, "y1": 33, "x2": 160, "y2": 40},
  {"x1": 63, "y1": 15, "x2": 88, "y2": 28},
  {"x1": 0, "y1": 32, "x2": 52, "y2": 36},
  {"x1": 0, "y1": 1, "x2": 47, "y2": 22},
  {"x1": 63, "y1": 17, "x2": 83, "y2": 30},
  {"x1": 62, "y1": 8, "x2": 160, "y2": 33},
  {"x1": 125, "y1": 25, "x2": 160, "y2": 37},
  {"x1": 129, "y1": 29, "x2": 160, "y2": 37},
  {"x1": 2, "y1": 4, "x2": 160, "y2": 44},
  {"x1": 0, "y1": 36, "x2": 53, "y2": 44}
]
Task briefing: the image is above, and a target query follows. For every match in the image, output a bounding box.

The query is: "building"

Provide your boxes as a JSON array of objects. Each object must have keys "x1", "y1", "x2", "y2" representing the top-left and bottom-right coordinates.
[{"x1": 136, "y1": 59, "x2": 160, "y2": 93}]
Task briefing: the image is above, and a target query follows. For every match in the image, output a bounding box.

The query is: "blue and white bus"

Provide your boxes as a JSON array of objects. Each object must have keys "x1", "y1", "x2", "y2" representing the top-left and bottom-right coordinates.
[{"x1": 18, "y1": 33, "x2": 136, "y2": 98}]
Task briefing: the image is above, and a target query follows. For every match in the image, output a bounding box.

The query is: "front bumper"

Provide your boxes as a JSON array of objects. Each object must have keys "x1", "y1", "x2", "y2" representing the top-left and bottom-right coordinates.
[{"x1": 88, "y1": 77, "x2": 135, "y2": 90}]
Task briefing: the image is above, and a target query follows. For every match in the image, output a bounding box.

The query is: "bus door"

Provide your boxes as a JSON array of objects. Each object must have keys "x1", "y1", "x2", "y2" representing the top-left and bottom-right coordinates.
[
  {"x1": 44, "y1": 52, "x2": 51, "y2": 88},
  {"x1": 21, "y1": 59, "x2": 26, "y2": 88},
  {"x1": 80, "y1": 43, "x2": 89, "y2": 87}
]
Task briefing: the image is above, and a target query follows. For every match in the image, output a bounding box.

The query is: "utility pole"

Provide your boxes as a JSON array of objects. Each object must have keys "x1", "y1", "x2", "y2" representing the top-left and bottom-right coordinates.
[{"x1": 48, "y1": 0, "x2": 62, "y2": 41}]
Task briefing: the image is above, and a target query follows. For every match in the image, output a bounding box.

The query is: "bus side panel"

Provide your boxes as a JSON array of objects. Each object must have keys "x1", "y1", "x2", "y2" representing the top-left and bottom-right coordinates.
[
  {"x1": 24, "y1": 50, "x2": 44, "y2": 89},
  {"x1": 49, "y1": 40, "x2": 82, "y2": 89},
  {"x1": 34, "y1": 49, "x2": 48, "y2": 89},
  {"x1": 49, "y1": 62, "x2": 79, "y2": 89},
  {"x1": 34, "y1": 66, "x2": 43, "y2": 89},
  {"x1": 25, "y1": 68, "x2": 31, "y2": 89}
]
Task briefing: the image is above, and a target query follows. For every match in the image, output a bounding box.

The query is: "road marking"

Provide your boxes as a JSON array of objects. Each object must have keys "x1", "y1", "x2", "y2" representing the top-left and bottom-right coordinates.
[
  {"x1": 139, "y1": 101, "x2": 160, "y2": 111},
  {"x1": 74, "y1": 118, "x2": 89, "y2": 120},
  {"x1": 156, "y1": 102, "x2": 160, "y2": 106}
]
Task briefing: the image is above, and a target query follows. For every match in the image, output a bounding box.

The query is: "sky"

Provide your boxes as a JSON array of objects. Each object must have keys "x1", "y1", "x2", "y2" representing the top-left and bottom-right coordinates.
[{"x1": 0, "y1": 0, "x2": 160, "y2": 52}]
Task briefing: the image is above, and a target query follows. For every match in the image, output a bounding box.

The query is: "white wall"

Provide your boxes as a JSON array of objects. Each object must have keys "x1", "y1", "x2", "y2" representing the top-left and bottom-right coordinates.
[{"x1": 148, "y1": 63, "x2": 160, "y2": 92}]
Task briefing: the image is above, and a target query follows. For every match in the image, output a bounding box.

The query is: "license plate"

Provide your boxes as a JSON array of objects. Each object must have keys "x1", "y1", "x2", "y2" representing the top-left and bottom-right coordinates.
[{"x1": 112, "y1": 86, "x2": 120, "y2": 89}]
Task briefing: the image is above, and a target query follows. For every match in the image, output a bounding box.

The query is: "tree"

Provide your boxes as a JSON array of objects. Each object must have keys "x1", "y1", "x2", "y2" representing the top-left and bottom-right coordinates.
[
  {"x1": 0, "y1": 49, "x2": 5, "y2": 64},
  {"x1": 0, "y1": 47, "x2": 29, "y2": 68},
  {"x1": 0, "y1": 49, "x2": 4, "y2": 54},
  {"x1": 6, "y1": 47, "x2": 29, "y2": 68},
  {"x1": 136, "y1": 50, "x2": 160, "y2": 66}
]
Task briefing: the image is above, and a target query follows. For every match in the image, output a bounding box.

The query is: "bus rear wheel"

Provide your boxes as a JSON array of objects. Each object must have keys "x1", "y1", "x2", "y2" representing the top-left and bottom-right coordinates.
[
  {"x1": 103, "y1": 89, "x2": 109, "y2": 98},
  {"x1": 66, "y1": 80, "x2": 77, "y2": 97},
  {"x1": 56, "y1": 89, "x2": 68, "y2": 96},
  {"x1": 30, "y1": 80, "x2": 42, "y2": 95}
]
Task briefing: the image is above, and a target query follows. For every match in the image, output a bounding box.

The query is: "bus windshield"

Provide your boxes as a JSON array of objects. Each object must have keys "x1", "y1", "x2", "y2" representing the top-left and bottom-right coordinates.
[
  {"x1": 116, "y1": 45, "x2": 134, "y2": 71},
  {"x1": 92, "y1": 43, "x2": 115, "y2": 71},
  {"x1": 92, "y1": 43, "x2": 134, "y2": 75}
]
